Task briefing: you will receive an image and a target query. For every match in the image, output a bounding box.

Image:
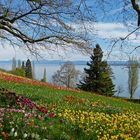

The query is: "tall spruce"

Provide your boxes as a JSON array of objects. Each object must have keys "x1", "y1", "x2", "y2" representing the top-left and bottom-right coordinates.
[
  {"x1": 78, "y1": 44, "x2": 115, "y2": 96},
  {"x1": 21, "y1": 61, "x2": 25, "y2": 70},
  {"x1": 25, "y1": 59, "x2": 33, "y2": 79}
]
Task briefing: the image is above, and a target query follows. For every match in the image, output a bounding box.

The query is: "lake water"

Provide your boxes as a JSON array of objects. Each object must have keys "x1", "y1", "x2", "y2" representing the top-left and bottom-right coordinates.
[{"x1": 0, "y1": 62, "x2": 140, "y2": 99}]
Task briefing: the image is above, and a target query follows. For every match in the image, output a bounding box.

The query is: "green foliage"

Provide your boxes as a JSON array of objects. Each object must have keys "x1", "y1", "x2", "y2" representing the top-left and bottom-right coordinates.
[
  {"x1": 9, "y1": 68, "x2": 25, "y2": 77},
  {"x1": 0, "y1": 78, "x2": 140, "y2": 113},
  {"x1": 78, "y1": 44, "x2": 115, "y2": 96},
  {"x1": 25, "y1": 59, "x2": 33, "y2": 79},
  {"x1": 0, "y1": 68, "x2": 7, "y2": 72},
  {"x1": 21, "y1": 61, "x2": 25, "y2": 70},
  {"x1": 0, "y1": 77, "x2": 140, "y2": 139}
]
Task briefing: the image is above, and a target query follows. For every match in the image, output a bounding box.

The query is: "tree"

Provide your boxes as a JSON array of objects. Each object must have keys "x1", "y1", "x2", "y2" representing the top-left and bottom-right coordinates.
[
  {"x1": 32, "y1": 61, "x2": 36, "y2": 79},
  {"x1": 17, "y1": 60, "x2": 21, "y2": 68},
  {"x1": 0, "y1": 0, "x2": 93, "y2": 55},
  {"x1": 78, "y1": 44, "x2": 115, "y2": 96},
  {"x1": 12, "y1": 57, "x2": 16, "y2": 70},
  {"x1": 131, "y1": 0, "x2": 140, "y2": 26},
  {"x1": 117, "y1": 85, "x2": 124, "y2": 97},
  {"x1": 10, "y1": 68, "x2": 25, "y2": 77},
  {"x1": 0, "y1": 1, "x2": 140, "y2": 56},
  {"x1": 128, "y1": 57, "x2": 139, "y2": 99},
  {"x1": 10, "y1": 59, "x2": 25, "y2": 77},
  {"x1": 41, "y1": 67, "x2": 47, "y2": 82},
  {"x1": 52, "y1": 62, "x2": 79, "y2": 88},
  {"x1": 21, "y1": 61, "x2": 25, "y2": 70},
  {"x1": 25, "y1": 59, "x2": 33, "y2": 79}
]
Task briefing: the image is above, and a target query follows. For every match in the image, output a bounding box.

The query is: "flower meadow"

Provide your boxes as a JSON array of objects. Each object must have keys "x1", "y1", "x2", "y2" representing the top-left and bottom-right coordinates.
[
  {"x1": 58, "y1": 109, "x2": 140, "y2": 140},
  {"x1": 0, "y1": 88, "x2": 56, "y2": 139},
  {"x1": 0, "y1": 72, "x2": 140, "y2": 139},
  {"x1": 0, "y1": 72, "x2": 80, "y2": 93}
]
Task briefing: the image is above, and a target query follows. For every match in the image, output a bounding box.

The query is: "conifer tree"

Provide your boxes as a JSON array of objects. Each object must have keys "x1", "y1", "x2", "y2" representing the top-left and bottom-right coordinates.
[
  {"x1": 25, "y1": 59, "x2": 33, "y2": 79},
  {"x1": 78, "y1": 44, "x2": 115, "y2": 96},
  {"x1": 21, "y1": 61, "x2": 25, "y2": 70}
]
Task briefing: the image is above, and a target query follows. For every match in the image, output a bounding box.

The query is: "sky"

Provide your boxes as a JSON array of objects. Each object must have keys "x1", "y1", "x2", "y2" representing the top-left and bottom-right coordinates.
[{"x1": 0, "y1": 0, "x2": 140, "y2": 61}]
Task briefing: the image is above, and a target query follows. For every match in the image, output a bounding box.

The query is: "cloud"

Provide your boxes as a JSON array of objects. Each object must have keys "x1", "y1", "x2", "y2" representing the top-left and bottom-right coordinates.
[
  {"x1": 0, "y1": 43, "x2": 90, "y2": 61},
  {"x1": 0, "y1": 46, "x2": 25, "y2": 60},
  {"x1": 89, "y1": 22, "x2": 138, "y2": 40},
  {"x1": 71, "y1": 21, "x2": 139, "y2": 42},
  {"x1": 0, "y1": 22, "x2": 140, "y2": 61},
  {"x1": 94, "y1": 22, "x2": 125, "y2": 31}
]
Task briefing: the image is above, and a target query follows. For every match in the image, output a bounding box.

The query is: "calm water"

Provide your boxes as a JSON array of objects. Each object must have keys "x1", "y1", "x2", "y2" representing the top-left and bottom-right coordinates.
[{"x1": 0, "y1": 62, "x2": 140, "y2": 99}]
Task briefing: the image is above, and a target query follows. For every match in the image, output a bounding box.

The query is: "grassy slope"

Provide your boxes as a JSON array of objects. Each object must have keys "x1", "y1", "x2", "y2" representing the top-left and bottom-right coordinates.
[
  {"x1": 0, "y1": 72, "x2": 140, "y2": 113},
  {"x1": 1, "y1": 72, "x2": 140, "y2": 139}
]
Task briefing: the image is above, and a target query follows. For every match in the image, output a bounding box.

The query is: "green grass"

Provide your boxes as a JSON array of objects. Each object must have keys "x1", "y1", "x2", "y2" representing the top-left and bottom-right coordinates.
[
  {"x1": 0, "y1": 75, "x2": 140, "y2": 140},
  {"x1": 0, "y1": 79, "x2": 140, "y2": 113}
]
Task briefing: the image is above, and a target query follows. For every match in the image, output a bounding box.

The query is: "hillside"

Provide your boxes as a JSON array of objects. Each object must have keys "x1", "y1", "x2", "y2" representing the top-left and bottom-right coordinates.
[{"x1": 0, "y1": 71, "x2": 140, "y2": 140}]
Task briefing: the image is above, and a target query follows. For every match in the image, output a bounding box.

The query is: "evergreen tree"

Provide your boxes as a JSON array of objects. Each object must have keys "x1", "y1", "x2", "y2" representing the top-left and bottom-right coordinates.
[
  {"x1": 12, "y1": 57, "x2": 16, "y2": 70},
  {"x1": 78, "y1": 44, "x2": 115, "y2": 96},
  {"x1": 41, "y1": 67, "x2": 47, "y2": 82},
  {"x1": 21, "y1": 61, "x2": 25, "y2": 70},
  {"x1": 25, "y1": 59, "x2": 33, "y2": 79}
]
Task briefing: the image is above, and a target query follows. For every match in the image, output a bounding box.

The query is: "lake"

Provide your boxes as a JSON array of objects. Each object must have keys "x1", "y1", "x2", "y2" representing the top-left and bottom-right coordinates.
[{"x1": 0, "y1": 62, "x2": 140, "y2": 99}]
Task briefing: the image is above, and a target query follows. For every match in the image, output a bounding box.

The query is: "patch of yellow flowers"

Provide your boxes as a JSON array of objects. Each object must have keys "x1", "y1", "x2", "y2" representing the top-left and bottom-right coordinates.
[{"x1": 58, "y1": 109, "x2": 140, "y2": 140}]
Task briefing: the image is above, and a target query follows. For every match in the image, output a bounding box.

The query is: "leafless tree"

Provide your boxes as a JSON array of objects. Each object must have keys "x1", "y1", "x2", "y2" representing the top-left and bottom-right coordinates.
[
  {"x1": 128, "y1": 57, "x2": 139, "y2": 99},
  {"x1": 52, "y1": 61, "x2": 79, "y2": 88},
  {"x1": 117, "y1": 85, "x2": 124, "y2": 97},
  {"x1": 0, "y1": 0, "x2": 94, "y2": 56},
  {"x1": 0, "y1": 0, "x2": 140, "y2": 56},
  {"x1": 131, "y1": 0, "x2": 140, "y2": 26},
  {"x1": 105, "y1": 0, "x2": 140, "y2": 55}
]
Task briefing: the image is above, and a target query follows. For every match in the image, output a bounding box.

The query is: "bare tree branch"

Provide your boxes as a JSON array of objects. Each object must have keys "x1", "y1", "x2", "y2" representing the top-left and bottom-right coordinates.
[
  {"x1": 131, "y1": 0, "x2": 140, "y2": 26},
  {"x1": 1, "y1": 0, "x2": 140, "y2": 57},
  {"x1": 0, "y1": 0, "x2": 93, "y2": 55}
]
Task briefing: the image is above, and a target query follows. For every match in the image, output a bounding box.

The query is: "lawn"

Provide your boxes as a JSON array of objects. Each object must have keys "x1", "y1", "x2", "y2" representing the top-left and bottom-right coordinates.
[{"x1": 0, "y1": 71, "x2": 140, "y2": 140}]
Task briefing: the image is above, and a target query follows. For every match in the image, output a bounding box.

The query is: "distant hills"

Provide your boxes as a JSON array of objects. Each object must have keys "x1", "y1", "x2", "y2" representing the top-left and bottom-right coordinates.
[
  {"x1": 33, "y1": 60, "x2": 88, "y2": 65},
  {"x1": 0, "y1": 60, "x2": 131, "y2": 66},
  {"x1": 108, "y1": 61, "x2": 129, "y2": 66}
]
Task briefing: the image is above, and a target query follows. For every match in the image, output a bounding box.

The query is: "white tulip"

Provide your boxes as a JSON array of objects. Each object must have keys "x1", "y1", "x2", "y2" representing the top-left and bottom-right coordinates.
[
  {"x1": 11, "y1": 128, "x2": 15, "y2": 132},
  {"x1": 23, "y1": 133, "x2": 28, "y2": 138},
  {"x1": 14, "y1": 132, "x2": 17, "y2": 137}
]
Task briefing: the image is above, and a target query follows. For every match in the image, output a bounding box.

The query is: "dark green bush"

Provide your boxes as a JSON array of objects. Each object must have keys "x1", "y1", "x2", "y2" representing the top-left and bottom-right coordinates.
[{"x1": 9, "y1": 68, "x2": 25, "y2": 77}]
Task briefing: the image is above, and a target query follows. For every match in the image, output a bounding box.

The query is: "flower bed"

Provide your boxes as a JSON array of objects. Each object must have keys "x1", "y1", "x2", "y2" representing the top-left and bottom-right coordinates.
[
  {"x1": 0, "y1": 88, "x2": 57, "y2": 139},
  {"x1": 0, "y1": 71, "x2": 80, "y2": 93}
]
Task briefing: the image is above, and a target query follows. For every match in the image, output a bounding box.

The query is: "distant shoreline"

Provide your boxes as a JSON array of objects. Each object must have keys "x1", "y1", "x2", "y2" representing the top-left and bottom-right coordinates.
[{"x1": 0, "y1": 60, "x2": 131, "y2": 66}]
